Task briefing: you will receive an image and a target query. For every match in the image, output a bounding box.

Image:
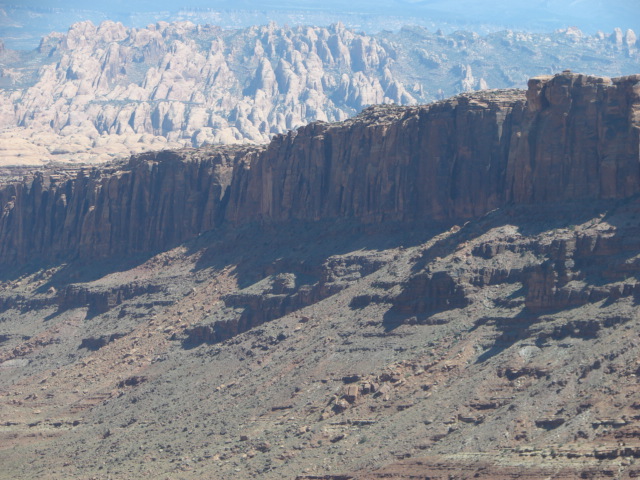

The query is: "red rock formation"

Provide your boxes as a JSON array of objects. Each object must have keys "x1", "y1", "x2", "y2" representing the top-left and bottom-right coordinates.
[
  {"x1": 227, "y1": 89, "x2": 522, "y2": 223},
  {"x1": 509, "y1": 73, "x2": 640, "y2": 202},
  {"x1": 228, "y1": 72, "x2": 640, "y2": 223},
  {"x1": 0, "y1": 72, "x2": 638, "y2": 266},
  {"x1": 0, "y1": 145, "x2": 260, "y2": 265}
]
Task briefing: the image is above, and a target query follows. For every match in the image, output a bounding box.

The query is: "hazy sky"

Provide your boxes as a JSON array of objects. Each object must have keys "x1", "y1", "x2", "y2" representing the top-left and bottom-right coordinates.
[{"x1": 1, "y1": 0, "x2": 639, "y2": 49}]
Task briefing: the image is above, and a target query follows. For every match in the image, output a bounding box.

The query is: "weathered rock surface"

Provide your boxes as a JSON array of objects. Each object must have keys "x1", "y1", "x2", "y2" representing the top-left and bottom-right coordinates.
[
  {"x1": 1, "y1": 21, "x2": 639, "y2": 164},
  {"x1": 0, "y1": 21, "x2": 413, "y2": 164},
  {"x1": 229, "y1": 72, "x2": 640, "y2": 223},
  {"x1": 0, "y1": 144, "x2": 259, "y2": 265},
  {"x1": 2, "y1": 71, "x2": 637, "y2": 267}
]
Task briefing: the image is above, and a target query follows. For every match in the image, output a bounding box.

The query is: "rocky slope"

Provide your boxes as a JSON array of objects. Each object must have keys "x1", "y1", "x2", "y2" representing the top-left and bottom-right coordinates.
[
  {"x1": 2, "y1": 173, "x2": 640, "y2": 480},
  {"x1": 1, "y1": 71, "x2": 640, "y2": 479},
  {"x1": 1, "y1": 21, "x2": 639, "y2": 164}
]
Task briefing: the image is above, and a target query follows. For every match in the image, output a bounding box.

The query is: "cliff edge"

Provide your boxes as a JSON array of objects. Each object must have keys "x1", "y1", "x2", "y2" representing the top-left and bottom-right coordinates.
[
  {"x1": 228, "y1": 72, "x2": 640, "y2": 222},
  {"x1": 0, "y1": 71, "x2": 638, "y2": 267}
]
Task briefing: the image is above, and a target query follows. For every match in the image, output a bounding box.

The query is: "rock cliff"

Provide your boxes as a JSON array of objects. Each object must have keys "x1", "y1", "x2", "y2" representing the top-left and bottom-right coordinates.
[
  {"x1": 2, "y1": 72, "x2": 640, "y2": 480},
  {"x1": 0, "y1": 71, "x2": 638, "y2": 267},
  {"x1": 0, "y1": 144, "x2": 260, "y2": 265},
  {"x1": 229, "y1": 72, "x2": 640, "y2": 222}
]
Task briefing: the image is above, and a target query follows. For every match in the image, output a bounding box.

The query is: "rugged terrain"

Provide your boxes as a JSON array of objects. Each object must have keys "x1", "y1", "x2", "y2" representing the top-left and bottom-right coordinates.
[
  {"x1": 0, "y1": 71, "x2": 640, "y2": 479},
  {"x1": 1, "y1": 20, "x2": 639, "y2": 164}
]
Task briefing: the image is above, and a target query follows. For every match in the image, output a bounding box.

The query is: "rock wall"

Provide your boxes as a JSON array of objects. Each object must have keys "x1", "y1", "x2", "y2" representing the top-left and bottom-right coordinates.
[
  {"x1": 0, "y1": 72, "x2": 638, "y2": 266},
  {"x1": 228, "y1": 72, "x2": 640, "y2": 223},
  {"x1": 508, "y1": 73, "x2": 640, "y2": 202},
  {"x1": 0, "y1": 145, "x2": 260, "y2": 265}
]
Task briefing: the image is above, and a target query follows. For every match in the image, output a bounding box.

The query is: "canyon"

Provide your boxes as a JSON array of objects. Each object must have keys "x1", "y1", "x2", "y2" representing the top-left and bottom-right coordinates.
[{"x1": 0, "y1": 71, "x2": 640, "y2": 479}]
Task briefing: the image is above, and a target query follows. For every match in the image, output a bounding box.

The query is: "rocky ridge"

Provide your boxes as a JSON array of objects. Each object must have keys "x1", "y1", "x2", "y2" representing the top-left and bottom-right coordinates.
[
  {"x1": 0, "y1": 21, "x2": 413, "y2": 164},
  {"x1": 0, "y1": 144, "x2": 261, "y2": 265},
  {"x1": 1, "y1": 21, "x2": 639, "y2": 164},
  {"x1": 1, "y1": 71, "x2": 638, "y2": 267}
]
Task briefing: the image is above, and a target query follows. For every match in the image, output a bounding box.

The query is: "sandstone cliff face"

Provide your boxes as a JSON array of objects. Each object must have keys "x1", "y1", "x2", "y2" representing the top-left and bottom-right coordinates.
[
  {"x1": 0, "y1": 72, "x2": 638, "y2": 266},
  {"x1": 228, "y1": 72, "x2": 640, "y2": 223},
  {"x1": 0, "y1": 145, "x2": 260, "y2": 265},
  {"x1": 510, "y1": 73, "x2": 640, "y2": 202}
]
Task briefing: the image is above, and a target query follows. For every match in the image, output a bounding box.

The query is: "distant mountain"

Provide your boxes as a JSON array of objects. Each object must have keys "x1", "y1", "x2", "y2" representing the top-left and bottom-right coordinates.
[
  {"x1": 0, "y1": 20, "x2": 638, "y2": 164},
  {"x1": 2, "y1": 1, "x2": 639, "y2": 50}
]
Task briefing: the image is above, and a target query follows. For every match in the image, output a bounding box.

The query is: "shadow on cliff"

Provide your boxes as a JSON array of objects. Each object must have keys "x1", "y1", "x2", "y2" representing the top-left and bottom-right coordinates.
[
  {"x1": 0, "y1": 254, "x2": 157, "y2": 297},
  {"x1": 407, "y1": 201, "x2": 623, "y2": 276},
  {"x1": 187, "y1": 198, "x2": 638, "y2": 301},
  {"x1": 10, "y1": 197, "x2": 640, "y2": 342},
  {"x1": 190, "y1": 219, "x2": 448, "y2": 290},
  {"x1": 472, "y1": 312, "x2": 541, "y2": 363},
  {"x1": 376, "y1": 199, "x2": 640, "y2": 339},
  {"x1": 179, "y1": 219, "x2": 455, "y2": 347}
]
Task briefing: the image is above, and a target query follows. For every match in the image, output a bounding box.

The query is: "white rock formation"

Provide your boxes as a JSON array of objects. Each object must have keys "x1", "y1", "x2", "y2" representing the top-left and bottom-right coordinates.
[
  {"x1": 1, "y1": 20, "x2": 639, "y2": 165},
  {"x1": 0, "y1": 20, "x2": 416, "y2": 164}
]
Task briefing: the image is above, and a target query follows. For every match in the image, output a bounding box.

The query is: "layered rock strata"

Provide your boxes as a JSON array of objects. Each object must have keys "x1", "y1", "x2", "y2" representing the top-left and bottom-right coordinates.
[
  {"x1": 0, "y1": 71, "x2": 638, "y2": 267},
  {"x1": 229, "y1": 72, "x2": 640, "y2": 222},
  {"x1": 0, "y1": 144, "x2": 260, "y2": 265}
]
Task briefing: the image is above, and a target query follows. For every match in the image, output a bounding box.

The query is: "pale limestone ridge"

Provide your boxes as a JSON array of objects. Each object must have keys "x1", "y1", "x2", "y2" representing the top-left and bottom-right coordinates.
[
  {"x1": 0, "y1": 21, "x2": 414, "y2": 164},
  {"x1": 2, "y1": 22, "x2": 640, "y2": 165}
]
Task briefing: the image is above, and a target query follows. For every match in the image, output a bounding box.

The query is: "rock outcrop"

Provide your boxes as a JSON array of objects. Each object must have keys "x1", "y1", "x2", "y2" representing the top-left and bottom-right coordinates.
[
  {"x1": 0, "y1": 144, "x2": 260, "y2": 265},
  {"x1": 227, "y1": 72, "x2": 640, "y2": 223},
  {"x1": 0, "y1": 72, "x2": 638, "y2": 267},
  {"x1": 1, "y1": 21, "x2": 639, "y2": 164},
  {"x1": 0, "y1": 21, "x2": 414, "y2": 164}
]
